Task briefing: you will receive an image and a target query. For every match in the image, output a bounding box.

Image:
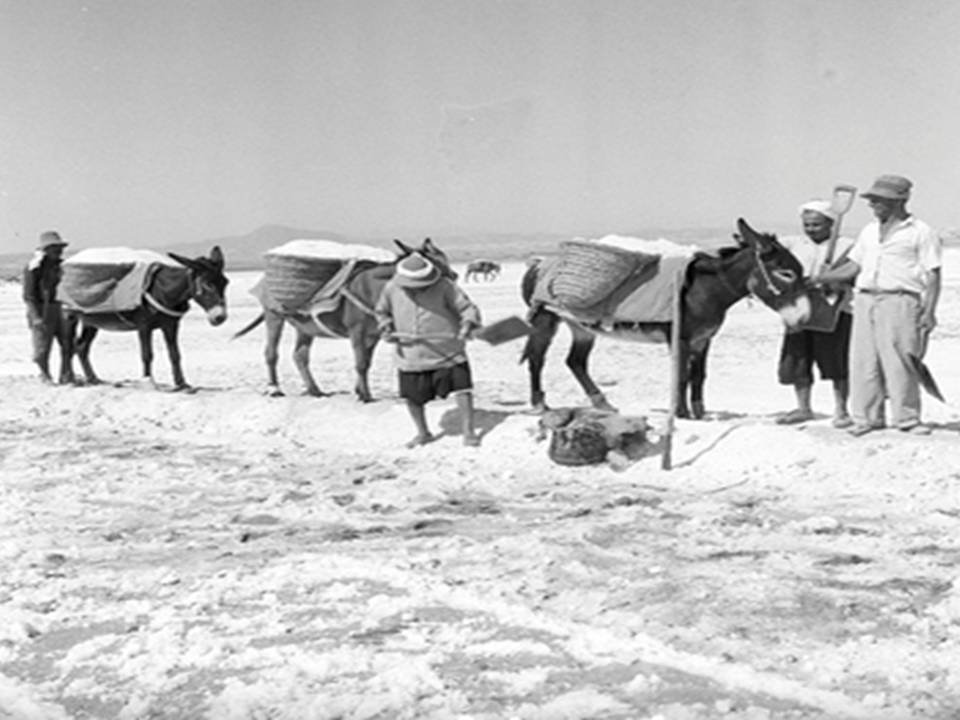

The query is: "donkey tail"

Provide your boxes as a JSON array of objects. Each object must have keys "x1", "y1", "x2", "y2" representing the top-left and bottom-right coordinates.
[{"x1": 232, "y1": 313, "x2": 265, "y2": 340}]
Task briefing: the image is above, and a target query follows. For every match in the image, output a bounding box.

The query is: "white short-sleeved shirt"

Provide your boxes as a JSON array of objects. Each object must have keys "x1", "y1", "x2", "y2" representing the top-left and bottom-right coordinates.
[
  {"x1": 849, "y1": 216, "x2": 942, "y2": 294},
  {"x1": 780, "y1": 234, "x2": 856, "y2": 277}
]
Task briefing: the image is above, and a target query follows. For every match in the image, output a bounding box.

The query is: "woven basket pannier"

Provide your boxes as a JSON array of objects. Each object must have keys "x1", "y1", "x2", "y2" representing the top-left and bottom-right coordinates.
[
  {"x1": 550, "y1": 239, "x2": 641, "y2": 310},
  {"x1": 60, "y1": 262, "x2": 135, "y2": 308},
  {"x1": 263, "y1": 254, "x2": 344, "y2": 311}
]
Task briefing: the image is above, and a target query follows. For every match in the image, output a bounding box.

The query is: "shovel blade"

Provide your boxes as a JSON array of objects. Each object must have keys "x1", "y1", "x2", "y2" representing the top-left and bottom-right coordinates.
[
  {"x1": 909, "y1": 353, "x2": 945, "y2": 403},
  {"x1": 475, "y1": 315, "x2": 531, "y2": 345}
]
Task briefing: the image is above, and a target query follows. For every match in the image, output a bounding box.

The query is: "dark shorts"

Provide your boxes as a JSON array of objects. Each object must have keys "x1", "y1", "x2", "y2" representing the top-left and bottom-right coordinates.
[
  {"x1": 778, "y1": 311, "x2": 852, "y2": 385},
  {"x1": 398, "y1": 362, "x2": 473, "y2": 404}
]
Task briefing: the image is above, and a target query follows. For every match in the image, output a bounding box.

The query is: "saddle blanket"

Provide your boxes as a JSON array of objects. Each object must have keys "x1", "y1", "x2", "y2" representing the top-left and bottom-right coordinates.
[
  {"x1": 533, "y1": 236, "x2": 695, "y2": 326},
  {"x1": 58, "y1": 248, "x2": 181, "y2": 313}
]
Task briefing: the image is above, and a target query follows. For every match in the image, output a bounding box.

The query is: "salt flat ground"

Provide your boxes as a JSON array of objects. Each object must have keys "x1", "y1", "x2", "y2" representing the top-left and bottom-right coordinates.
[{"x1": 1, "y1": 252, "x2": 960, "y2": 720}]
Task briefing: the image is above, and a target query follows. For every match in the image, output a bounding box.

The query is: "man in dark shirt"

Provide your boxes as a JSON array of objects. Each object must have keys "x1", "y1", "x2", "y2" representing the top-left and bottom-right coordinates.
[{"x1": 23, "y1": 230, "x2": 69, "y2": 383}]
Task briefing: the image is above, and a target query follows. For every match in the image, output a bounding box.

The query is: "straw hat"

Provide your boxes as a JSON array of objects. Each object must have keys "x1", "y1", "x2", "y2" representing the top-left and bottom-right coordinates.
[
  {"x1": 395, "y1": 253, "x2": 440, "y2": 289},
  {"x1": 861, "y1": 175, "x2": 912, "y2": 201},
  {"x1": 38, "y1": 230, "x2": 67, "y2": 250}
]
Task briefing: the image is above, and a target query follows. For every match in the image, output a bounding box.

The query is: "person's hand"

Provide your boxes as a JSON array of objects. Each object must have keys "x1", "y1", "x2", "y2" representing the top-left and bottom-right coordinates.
[
  {"x1": 380, "y1": 331, "x2": 398, "y2": 344},
  {"x1": 458, "y1": 324, "x2": 477, "y2": 342},
  {"x1": 920, "y1": 310, "x2": 937, "y2": 335}
]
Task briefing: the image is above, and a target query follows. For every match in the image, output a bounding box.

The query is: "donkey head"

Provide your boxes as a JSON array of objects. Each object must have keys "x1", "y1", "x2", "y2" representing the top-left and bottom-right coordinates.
[
  {"x1": 393, "y1": 237, "x2": 458, "y2": 281},
  {"x1": 737, "y1": 218, "x2": 810, "y2": 330},
  {"x1": 168, "y1": 246, "x2": 229, "y2": 326}
]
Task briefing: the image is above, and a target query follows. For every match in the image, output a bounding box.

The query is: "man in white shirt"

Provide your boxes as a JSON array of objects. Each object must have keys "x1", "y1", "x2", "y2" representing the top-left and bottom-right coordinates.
[
  {"x1": 817, "y1": 175, "x2": 942, "y2": 436},
  {"x1": 776, "y1": 201, "x2": 856, "y2": 427}
]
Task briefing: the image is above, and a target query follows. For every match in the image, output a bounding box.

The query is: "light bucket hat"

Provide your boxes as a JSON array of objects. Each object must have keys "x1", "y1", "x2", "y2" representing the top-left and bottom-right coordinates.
[
  {"x1": 861, "y1": 174, "x2": 912, "y2": 201},
  {"x1": 395, "y1": 253, "x2": 440, "y2": 289},
  {"x1": 38, "y1": 231, "x2": 67, "y2": 249}
]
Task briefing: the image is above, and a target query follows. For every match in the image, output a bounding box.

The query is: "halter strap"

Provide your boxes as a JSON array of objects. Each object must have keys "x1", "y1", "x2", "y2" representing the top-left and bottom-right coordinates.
[
  {"x1": 752, "y1": 245, "x2": 783, "y2": 297},
  {"x1": 144, "y1": 290, "x2": 189, "y2": 317}
]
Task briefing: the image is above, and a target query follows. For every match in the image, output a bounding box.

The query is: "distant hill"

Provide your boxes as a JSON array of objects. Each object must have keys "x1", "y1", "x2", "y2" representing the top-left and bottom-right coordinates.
[{"x1": 168, "y1": 224, "x2": 740, "y2": 271}]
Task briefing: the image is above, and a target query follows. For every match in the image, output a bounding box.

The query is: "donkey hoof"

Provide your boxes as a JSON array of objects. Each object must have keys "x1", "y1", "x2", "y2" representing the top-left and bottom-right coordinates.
[{"x1": 266, "y1": 386, "x2": 285, "y2": 398}]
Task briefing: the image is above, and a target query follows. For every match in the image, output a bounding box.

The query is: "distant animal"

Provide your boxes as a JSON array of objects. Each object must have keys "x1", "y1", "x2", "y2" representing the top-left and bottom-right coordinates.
[
  {"x1": 520, "y1": 219, "x2": 807, "y2": 419},
  {"x1": 232, "y1": 238, "x2": 456, "y2": 401},
  {"x1": 61, "y1": 247, "x2": 229, "y2": 391},
  {"x1": 465, "y1": 259, "x2": 502, "y2": 282}
]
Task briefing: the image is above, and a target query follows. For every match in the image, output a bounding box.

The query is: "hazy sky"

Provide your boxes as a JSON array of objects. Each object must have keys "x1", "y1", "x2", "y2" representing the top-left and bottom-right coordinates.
[{"x1": 2, "y1": 0, "x2": 959, "y2": 252}]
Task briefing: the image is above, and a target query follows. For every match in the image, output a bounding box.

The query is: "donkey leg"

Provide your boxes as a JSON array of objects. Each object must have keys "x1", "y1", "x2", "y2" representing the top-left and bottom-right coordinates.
[
  {"x1": 58, "y1": 312, "x2": 77, "y2": 385},
  {"x1": 160, "y1": 321, "x2": 190, "y2": 390},
  {"x1": 137, "y1": 325, "x2": 160, "y2": 389},
  {"x1": 671, "y1": 340, "x2": 692, "y2": 419},
  {"x1": 521, "y1": 308, "x2": 560, "y2": 412},
  {"x1": 688, "y1": 341, "x2": 710, "y2": 420},
  {"x1": 566, "y1": 327, "x2": 616, "y2": 412},
  {"x1": 76, "y1": 325, "x2": 102, "y2": 385},
  {"x1": 293, "y1": 331, "x2": 326, "y2": 397},
  {"x1": 263, "y1": 312, "x2": 286, "y2": 397},
  {"x1": 349, "y1": 326, "x2": 378, "y2": 403}
]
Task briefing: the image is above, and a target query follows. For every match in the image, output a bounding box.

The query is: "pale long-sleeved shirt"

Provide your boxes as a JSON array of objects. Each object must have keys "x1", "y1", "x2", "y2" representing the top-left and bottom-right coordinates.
[{"x1": 375, "y1": 278, "x2": 482, "y2": 371}]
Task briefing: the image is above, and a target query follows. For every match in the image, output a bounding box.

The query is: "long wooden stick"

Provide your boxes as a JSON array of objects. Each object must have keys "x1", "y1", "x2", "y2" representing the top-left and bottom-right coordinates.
[{"x1": 662, "y1": 266, "x2": 683, "y2": 470}]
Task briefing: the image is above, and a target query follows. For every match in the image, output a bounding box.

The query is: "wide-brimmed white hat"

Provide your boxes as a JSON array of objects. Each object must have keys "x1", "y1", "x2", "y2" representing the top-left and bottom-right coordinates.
[{"x1": 395, "y1": 253, "x2": 440, "y2": 289}]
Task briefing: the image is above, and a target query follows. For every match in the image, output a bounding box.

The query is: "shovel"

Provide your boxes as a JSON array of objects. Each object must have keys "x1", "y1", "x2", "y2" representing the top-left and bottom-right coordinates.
[{"x1": 909, "y1": 328, "x2": 945, "y2": 403}]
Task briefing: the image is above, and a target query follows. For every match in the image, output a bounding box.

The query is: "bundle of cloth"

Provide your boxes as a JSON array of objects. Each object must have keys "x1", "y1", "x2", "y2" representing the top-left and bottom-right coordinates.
[{"x1": 58, "y1": 247, "x2": 183, "y2": 313}]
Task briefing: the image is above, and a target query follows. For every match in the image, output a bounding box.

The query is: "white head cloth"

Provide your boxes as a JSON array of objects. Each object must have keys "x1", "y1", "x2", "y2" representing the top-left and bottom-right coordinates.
[{"x1": 798, "y1": 199, "x2": 837, "y2": 223}]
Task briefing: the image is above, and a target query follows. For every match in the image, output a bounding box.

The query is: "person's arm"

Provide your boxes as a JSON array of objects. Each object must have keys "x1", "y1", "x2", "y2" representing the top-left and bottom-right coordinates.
[
  {"x1": 449, "y1": 284, "x2": 481, "y2": 340},
  {"x1": 373, "y1": 286, "x2": 395, "y2": 339},
  {"x1": 918, "y1": 225, "x2": 943, "y2": 341},
  {"x1": 815, "y1": 258, "x2": 860, "y2": 286},
  {"x1": 22, "y1": 264, "x2": 43, "y2": 326},
  {"x1": 920, "y1": 267, "x2": 941, "y2": 337}
]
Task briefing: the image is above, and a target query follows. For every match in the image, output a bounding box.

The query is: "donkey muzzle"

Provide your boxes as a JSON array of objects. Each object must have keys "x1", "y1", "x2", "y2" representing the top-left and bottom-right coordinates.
[
  {"x1": 206, "y1": 306, "x2": 228, "y2": 326},
  {"x1": 777, "y1": 295, "x2": 811, "y2": 330}
]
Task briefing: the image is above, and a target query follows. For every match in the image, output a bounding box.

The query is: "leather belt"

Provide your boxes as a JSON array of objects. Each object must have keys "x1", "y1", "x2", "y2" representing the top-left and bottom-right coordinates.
[{"x1": 858, "y1": 288, "x2": 920, "y2": 300}]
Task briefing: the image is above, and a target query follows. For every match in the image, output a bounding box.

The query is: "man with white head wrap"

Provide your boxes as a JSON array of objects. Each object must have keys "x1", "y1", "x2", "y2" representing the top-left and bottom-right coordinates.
[{"x1": 774, "y1": 200, "x2": 856, "y2": 427}]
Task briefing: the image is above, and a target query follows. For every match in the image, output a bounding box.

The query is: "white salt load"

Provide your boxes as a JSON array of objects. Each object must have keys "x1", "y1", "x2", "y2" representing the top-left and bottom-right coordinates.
[{"x1": 262, "y1": 240, "x2": 396, "y2": 312}]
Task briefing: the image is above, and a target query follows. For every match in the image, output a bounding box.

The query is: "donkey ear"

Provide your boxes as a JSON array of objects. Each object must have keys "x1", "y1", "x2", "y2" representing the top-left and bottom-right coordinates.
[
  {"x1": 394, "y1": 239, "x2": 414, "y2": 256},
  {"x1": 209, "y1": 245, "x2": 225, "y2": 270},
  {"x1": 168, "y1": 252, "x2": 197, "y2": 270},
  {"x1": 736, "y1": 218, "x2": 762, "y2": 249},
  {"x1": 421, "y1": 237, "x2": 436, "y2": 252}
]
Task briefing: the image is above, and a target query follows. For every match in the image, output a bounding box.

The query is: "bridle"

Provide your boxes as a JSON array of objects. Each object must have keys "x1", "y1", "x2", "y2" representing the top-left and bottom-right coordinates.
[{"x1": 750, "y1": 243, "x2": 800, "y2": 301}]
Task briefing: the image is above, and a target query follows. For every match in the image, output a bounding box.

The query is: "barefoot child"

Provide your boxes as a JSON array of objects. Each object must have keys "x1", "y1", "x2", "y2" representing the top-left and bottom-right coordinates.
[{"x1": 375, "y1": 252, "x2": 483, "y2": 447}]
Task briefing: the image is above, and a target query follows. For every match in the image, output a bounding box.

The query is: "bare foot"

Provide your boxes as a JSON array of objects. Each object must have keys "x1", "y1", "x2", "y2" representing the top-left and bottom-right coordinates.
[
  {"x1": 776, "y1": 409, "x2": 814, "y2": 425},
  {"x1": 405, "y1": 433, "x2": 436, "y2": 449}
]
